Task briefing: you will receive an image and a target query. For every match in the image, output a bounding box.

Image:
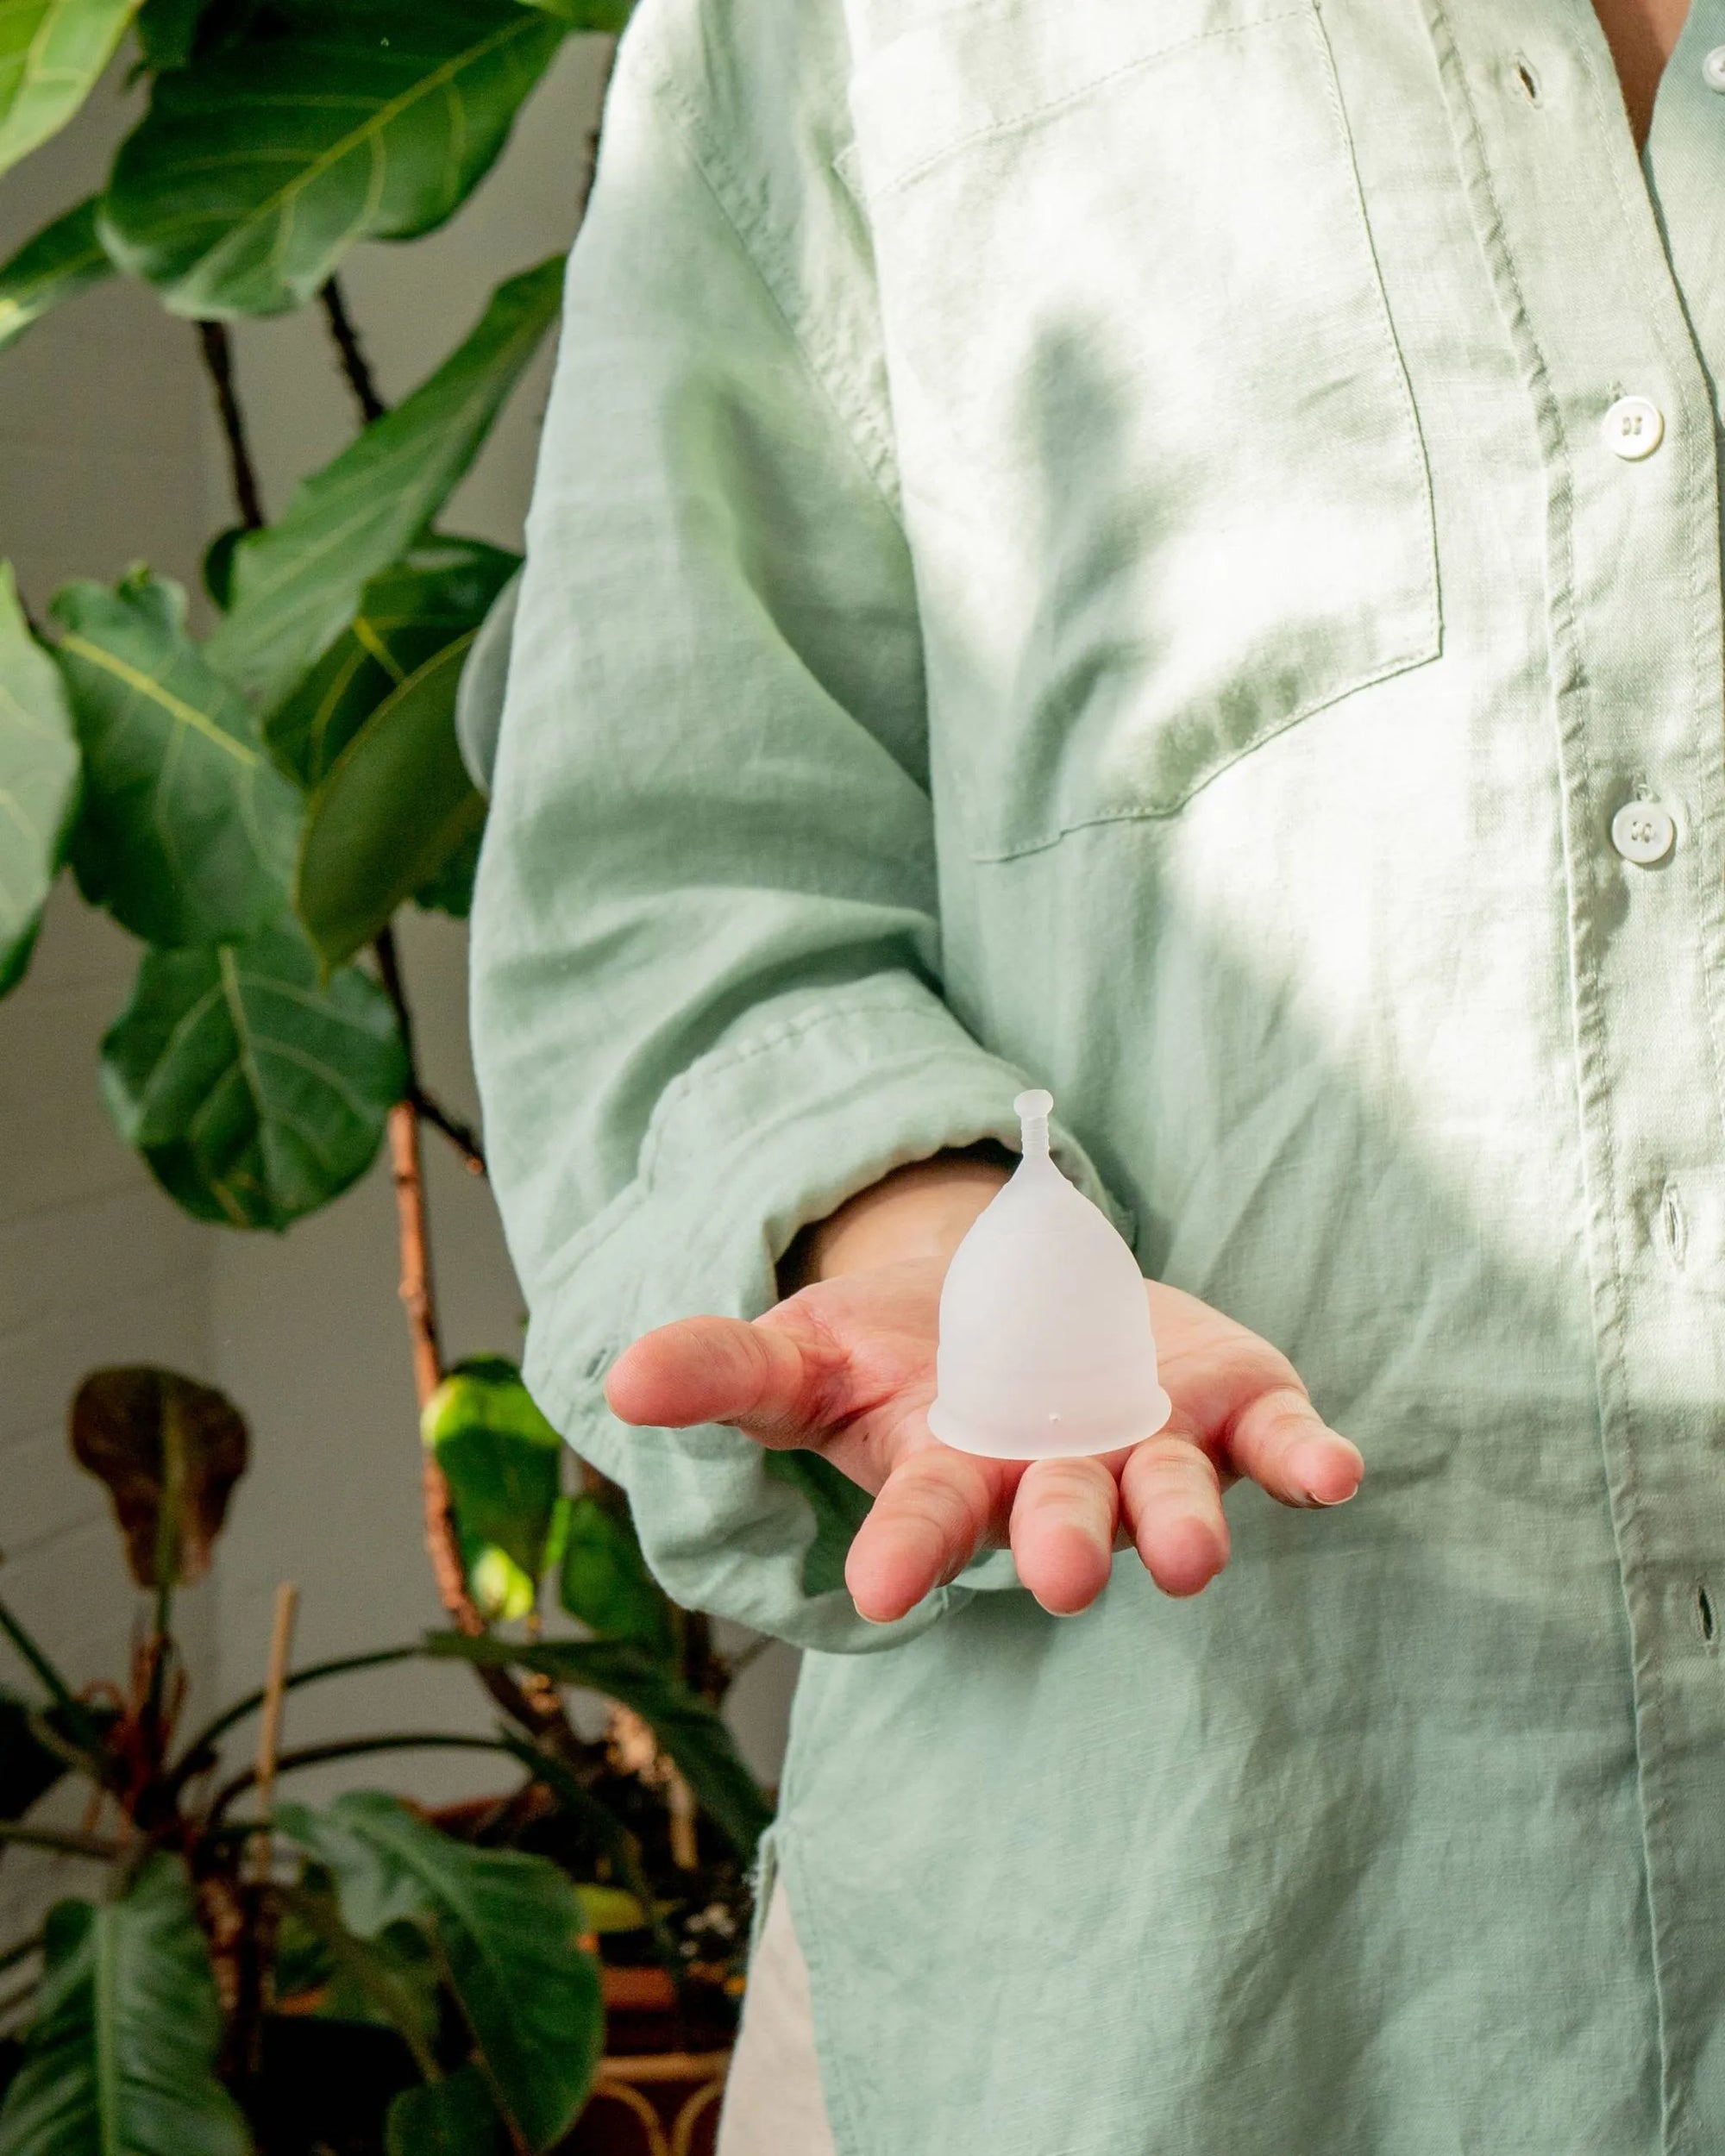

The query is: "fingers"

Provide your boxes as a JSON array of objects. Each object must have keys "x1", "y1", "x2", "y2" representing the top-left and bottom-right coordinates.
[
  {"x1": 1223, "y1": 1385, "x2": 1364, "y2": 1508},
  {"x1": 1009, "y1": 1457, "x2": 1120, "y2": 1615},
  {"x1": 845, "y1": 1449, "x2": 1004, "y2": 1624},
  {"x1": 604, "y1": 1312, "x2": 843, "y2": 1448},
  {"x1": 1120, "y1": 1435, "x2": 1230, "y2": 1597}
]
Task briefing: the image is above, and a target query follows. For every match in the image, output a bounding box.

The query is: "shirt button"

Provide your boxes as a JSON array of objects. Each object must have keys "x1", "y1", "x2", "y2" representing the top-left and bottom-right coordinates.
[
  {"x1": 1611, "y1": 799, "x2": 1677, "y2": 865},
  {"x1": 1703, "y1": 44, "x2": 1725, "y2": 89},
  {"x1": 1603, "y1": 394, "x2": 1665, "y2": 460}
]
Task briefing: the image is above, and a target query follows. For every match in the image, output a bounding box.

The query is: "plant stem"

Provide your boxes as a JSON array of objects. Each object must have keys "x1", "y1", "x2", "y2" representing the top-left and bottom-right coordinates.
[
  {"x1": 411, "y1": 1084, "x2": 487, "y2": 1176},
  {"x1": 195, "y1": 322, "x2": 266, "y2": 530},
  {"x1": 371, "y1": 945, "x2": 569, "y2": 1744},
  {"x1": 176, "y1": 1644, "x2": 423, "y2": 1771},
  {"x1": 0, "y1": 1822, "x2": 117, "y2": 1862},
  {"x1": 0, "y1": 1595, "x2": 110, "y2": 1764},
  {"x1": 319, "y1": 276, "x2": 388, "y2": 425},
  {"x1": 210, "y1": 1733, "x2": 524, "y2": 1822}
]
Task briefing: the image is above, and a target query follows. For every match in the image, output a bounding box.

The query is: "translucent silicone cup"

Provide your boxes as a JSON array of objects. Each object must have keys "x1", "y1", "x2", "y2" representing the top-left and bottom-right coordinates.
[{"x1": 926, "y1": 1090, "x2": 1172, "y2": 1462}]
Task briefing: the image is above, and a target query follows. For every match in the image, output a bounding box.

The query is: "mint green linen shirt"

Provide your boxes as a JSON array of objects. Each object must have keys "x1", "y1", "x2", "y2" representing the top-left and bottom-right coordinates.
[{"x1": 469, "y1": 0, "x2": 1725, "y2": 2146}]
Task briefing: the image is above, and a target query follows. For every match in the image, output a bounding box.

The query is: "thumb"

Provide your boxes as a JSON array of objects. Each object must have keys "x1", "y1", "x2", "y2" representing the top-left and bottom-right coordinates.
[{"x1": 604, "y1": 1310, "x2": 845, "y2": 1449}]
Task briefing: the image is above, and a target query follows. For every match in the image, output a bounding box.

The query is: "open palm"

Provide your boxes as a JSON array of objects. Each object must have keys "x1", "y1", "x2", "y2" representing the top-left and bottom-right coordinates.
[{"x1": 605, "y1": 1257, "x2": 1361, "y2": 1620}]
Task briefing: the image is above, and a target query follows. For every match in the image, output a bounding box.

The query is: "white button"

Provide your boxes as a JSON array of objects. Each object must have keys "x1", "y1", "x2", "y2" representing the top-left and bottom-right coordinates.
[
  {"x1": 1703, "y1": 44, "x2": 1725, "y2": 89},
  {"x1": 1611, "y1": 799, "x2": 1676, "y2": 866},
  {"x1": 1603, "y1": 395, "x2": 1665, "y2": 461}
]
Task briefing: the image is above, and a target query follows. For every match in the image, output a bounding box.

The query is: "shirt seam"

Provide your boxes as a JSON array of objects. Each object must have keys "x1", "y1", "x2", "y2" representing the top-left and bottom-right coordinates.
[
  {"x1": 641, "y1": 72, "x2": 908, "y2": 536},
  {"x1": 865, "y1": 9, "x2": 1308, "y2": 198}
]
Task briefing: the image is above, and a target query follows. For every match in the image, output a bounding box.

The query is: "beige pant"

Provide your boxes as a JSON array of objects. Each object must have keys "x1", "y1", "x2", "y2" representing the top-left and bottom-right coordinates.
[{"x1": 716, "y1": 1878, "x2": 837, "y2": 2155}]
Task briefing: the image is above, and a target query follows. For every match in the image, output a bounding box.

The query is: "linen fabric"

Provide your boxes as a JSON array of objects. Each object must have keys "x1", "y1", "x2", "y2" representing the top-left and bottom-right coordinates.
[{"x1": 470, "y1": 0, "x2": 1725, "y2": 2146}]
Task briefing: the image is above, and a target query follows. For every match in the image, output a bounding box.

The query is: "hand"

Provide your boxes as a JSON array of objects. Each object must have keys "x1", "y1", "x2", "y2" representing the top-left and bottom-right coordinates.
[{"x1": 605, "y1": 1165, "x2": 1362, "y2": 1622}]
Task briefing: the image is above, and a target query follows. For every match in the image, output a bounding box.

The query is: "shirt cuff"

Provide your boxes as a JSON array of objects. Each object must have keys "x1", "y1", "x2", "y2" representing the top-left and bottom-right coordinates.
[{"x1": 518, "y1": 976, "x2": 1134, "y2": 1652}]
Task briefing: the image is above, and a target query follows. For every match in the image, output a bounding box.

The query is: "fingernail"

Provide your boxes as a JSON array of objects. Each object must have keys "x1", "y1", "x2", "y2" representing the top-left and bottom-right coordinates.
[{"x1": 1292, "y1": 1436, "x2": 1364, "y2": 1507}]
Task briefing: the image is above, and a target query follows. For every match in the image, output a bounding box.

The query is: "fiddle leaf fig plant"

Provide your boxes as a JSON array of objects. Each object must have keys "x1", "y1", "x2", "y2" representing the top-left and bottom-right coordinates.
[{"x1": 0, "y1": 7, "x2": 807, "y2": 2138}]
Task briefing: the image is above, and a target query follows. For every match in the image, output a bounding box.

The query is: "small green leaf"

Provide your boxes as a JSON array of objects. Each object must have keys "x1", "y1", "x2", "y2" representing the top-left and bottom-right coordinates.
[
  {"x1": 295, "y1": 634, "x2": 486, "y2": 967},
  {"x1": 201, "y1": 524, "x2": 243, "y2": 611},
  {"x1": 0, "y1": 0, "x2": 143, "y2": 178},
  {"x1": 386, "y1": 2066, "x2": 505, "y2": 2156},
  {"x1": 0, "y1": 199, "x2": 112, "y2": 355},
  {"x1": 102, "y1": 0, "x2": 564, "y2": 316},
  {"x1": 51, "y1": 570, "x2": 299, "y2": 947},
  {"x1": 210, "y1": 260, "x2": 562, "y2": 709},
  {"x1": 281, "y1": 1792, "x2": 602, "y2": 2153},
  {"x1": 464, "y1": 1543, "x2": 536, "y2": 1623},
  {"x1": 574, "y1": 1883, "x2": 644, "y2": 1934},
  {"x1": 0, "y1": 564, "x2": 78, "y2": 999},
  {"x1": 267, "y1": 540, "x2": 519, "y2": 790},
  {"x1": 413, "y1": 823, "x2": 481, "y2": 920},
  {"x1": 0, "y1": 1855, "x2": 248, "y2": 2156},
  {"x1": 425, "y1": 1634, "x2": 774, "y2": 1860},
  {"x1": 423, "y1": 1357, "x2": 562, "y2": 1583},
  {"x1": 557, "y1": 1494, "x2": 674, "y2": 1662},
  {"x1": 100, "y1": 924, "x2": 407, "y2": 1230},
  {"x1": 69, "y1": 1367, "x2": 248, "y2": 1589}
]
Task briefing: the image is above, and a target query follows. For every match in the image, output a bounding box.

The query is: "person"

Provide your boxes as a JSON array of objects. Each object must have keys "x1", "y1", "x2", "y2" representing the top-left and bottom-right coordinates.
[{"x1": 469, "y1": 0, "x2": 1720, "y2": 2145}]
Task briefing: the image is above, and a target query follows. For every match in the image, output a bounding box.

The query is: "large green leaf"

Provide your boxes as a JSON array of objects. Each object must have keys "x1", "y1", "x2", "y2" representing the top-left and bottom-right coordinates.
[
  {"x1": 295, "y1": 634, "x2": 486, "y2": 968},
  {"x1": 209, "y1": 259, "x2": 562, "y2": 710},
  {"x1": 275, "y1": 1884, "x2": 439, "y2": 2053},
  {"x1": 425, "y1": 1634, "x2": 773, "y2": 1860},
  {"x1": 0, "y1": 0, "x2": 141, "y2": 178},
  {"x1": 422, "y1": 1358, "x2": 561, "y2": 1583},
  {"x1": 51, "y1": 571, "x2": 299, "y2": 947},
  {"x1": 555, "y1": 1494, "x2": 674, "y2": 1662},
  {"x1": 386, "y1": 2068, "x2": 505, "y2": 2156},
  {"x1": 0, "y1": 564, "x2": 78, "y2": 998},
  {"x1": 69, "y1": 1367, "x2": 248, "y2": 1589},
  {"x1": 100, "y1": 924, "x2": 407, "y2": 1230},
  {"x1": 101, "y1": 0, "x2": 563, "y2": 317},
  {"x1": 280, "y1": 1793, "x2": 601, "y2": 2153},
  {"x1": 0, "y1": 1855, "x2": 248, "y2": 2156},
  {"x1": 0, "y1": 199, "x2": 111, "y2": 354},
  {"x1": 266, "y1": 541, "x2": 518, "y2": 790}
]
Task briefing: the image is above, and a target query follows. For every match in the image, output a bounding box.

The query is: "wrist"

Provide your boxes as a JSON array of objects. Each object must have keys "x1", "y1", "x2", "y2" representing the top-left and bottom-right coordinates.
[{"x1": 781, "y1": 1145, "x2": 1013, "y2": 1291}]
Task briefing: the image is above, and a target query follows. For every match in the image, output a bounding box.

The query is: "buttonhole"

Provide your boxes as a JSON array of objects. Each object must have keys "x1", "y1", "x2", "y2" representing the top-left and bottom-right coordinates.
[
  {"x1": 1513, "y1": 55, "x2": 1542, "y2": 103},
  {"x1": 1697, "y1": 1583, "x2": 1716, "y2": 1645},
  {"x1": 1661, "y1": 1179, "x2": 1688, "y2": 1269}
]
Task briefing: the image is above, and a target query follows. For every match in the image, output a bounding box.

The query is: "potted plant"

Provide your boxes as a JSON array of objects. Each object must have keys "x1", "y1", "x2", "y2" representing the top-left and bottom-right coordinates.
[{"x1": 0, "y1": 1359, "x2": 772, "y2": 2153}]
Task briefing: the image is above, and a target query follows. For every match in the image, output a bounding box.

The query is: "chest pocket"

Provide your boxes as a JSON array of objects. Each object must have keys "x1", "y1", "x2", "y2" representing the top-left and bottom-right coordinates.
[{"x1": 843, "y1": 0, "x2": 1439, "y2": 860}]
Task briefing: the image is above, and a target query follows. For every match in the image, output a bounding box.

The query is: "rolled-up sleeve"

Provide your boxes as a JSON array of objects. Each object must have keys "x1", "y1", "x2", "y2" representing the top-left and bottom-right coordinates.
[{"x1": 468, "y1": 0, "x2": 1126, "y2": 1651}]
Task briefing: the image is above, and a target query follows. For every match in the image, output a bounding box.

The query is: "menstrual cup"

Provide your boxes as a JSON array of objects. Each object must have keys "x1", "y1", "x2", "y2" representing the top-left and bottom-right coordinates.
[{"x1": 926, "y1": 1089, "x2": 1172, "y2": 1461}]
